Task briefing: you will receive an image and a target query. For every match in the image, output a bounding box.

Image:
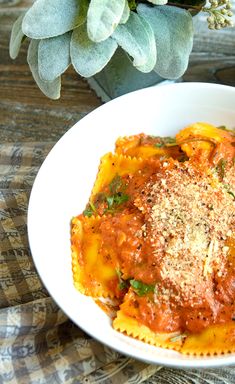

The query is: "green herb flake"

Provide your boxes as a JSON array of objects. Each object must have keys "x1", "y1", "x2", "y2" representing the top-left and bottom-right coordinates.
[
  {"x1": 83, "y1": 201, "x2": 96, "y2": 217},
  {"x1": 83, "y1": 207, "x2": 93, "y2": 217},
  {"x1": 216, "y1": 158, "x2": 227, "y2": 179},
  {"x1": 154, "y1": 142, "x2": 164, "y2": 148},
  {"x1": 164, "y1": 137, "x2": 177, "y2": 144},
  {"x1": 105, "y1": 175, "x2": 129, "y2": 213},
  {"x1": 154, "y1": 136, "x2": 176, "y2": 149},
  {"x1": 106, "y1": 192, "x2": 129, "y2": 212},
  {"x1": 223, "y1": 184, "x2": 235, "y2": 200},
  {"x1": 130, "y1": 279, "x2": 155, "y2": 296},
  {"x1": 116, "y1": 269, "x2": 128, "y2": 290},
  {"x1": 113, "y1": 192, "x2": 129, "y2": 205},
  {"x1": 109, "y1": 175, "x2": 123, "y2": 194},
  {"x1": 106, "y1": 195, "x2": 114, "y2": 208},
  {"x1": 228, "y1": 190, "x2": 235, "y2": 200}
]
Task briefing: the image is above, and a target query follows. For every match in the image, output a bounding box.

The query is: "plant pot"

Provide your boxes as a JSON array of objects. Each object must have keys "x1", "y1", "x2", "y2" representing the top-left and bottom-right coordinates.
[{"x1": 87, "y1": 48, "x2": 177, "y2": 102}]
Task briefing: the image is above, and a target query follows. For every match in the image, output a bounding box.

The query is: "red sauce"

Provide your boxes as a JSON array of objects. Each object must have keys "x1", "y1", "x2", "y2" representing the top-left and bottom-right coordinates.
[
  {"x1": 96, "y1": 157, "x2": 235, "y2": 334},
  {"x1": 77, "y1": 128, "x2": 235, "y2": 336}
]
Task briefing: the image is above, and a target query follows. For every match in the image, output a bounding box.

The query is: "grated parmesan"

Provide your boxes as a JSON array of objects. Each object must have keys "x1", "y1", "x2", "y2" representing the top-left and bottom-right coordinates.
[{"x1": 135, "y1": 160, "x2": 235, "y2": 306}]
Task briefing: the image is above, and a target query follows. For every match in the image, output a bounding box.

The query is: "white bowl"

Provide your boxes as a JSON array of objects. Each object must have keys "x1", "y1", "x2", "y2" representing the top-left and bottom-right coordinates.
[{"x1": 28, "y1": 82, "x2": 235, "y2": 368}]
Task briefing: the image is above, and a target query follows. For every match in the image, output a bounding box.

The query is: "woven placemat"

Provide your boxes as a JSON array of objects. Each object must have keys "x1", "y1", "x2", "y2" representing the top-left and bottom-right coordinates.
[{"x1": 0, "y1": 142, "x2": 161, "y2": 383}]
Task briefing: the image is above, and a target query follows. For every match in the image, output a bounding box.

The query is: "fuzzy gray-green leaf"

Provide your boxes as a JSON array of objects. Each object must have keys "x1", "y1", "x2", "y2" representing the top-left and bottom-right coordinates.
[
  {"x1": 22, "y1": 0, "x2": 89, "y2": 39},
  {"x1": 27, "y1": 39, "x2": 61, "y2": 99},
  {"x1": 120, "y1": 0, "x2": 130, "y2": 24},
  {"x1": 38, "y1": 32, "x2": 71, "y2": 81},
  {"x1": 147, "y1": 0, "x2": 168, "y2": 4},
  {"x1": 112, "y1": 11, "x2": 156, "y2": 73},
  {"x1": 71, "y1": 23, "x2": 118, "y2": 77},
  {"x1": 87, "y1": 0, "x2": 125, "y2": 42},
  {"x1": 137, "y1": 4, "x2": 193, "y2": 79},
  {"x1": 9, "y1": 13, "x2": 25, "y2": 59}
]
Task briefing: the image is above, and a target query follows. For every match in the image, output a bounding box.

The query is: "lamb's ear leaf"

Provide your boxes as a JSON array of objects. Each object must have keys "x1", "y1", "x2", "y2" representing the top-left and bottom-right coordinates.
[
  {"x1": 27, "y1": 39, "x2": 61, "y2": 99},
  {"x1": 9, "y1": 13, "x2": 25, "y2": 59},
  {"x1": 22, "y1": 0, "x2": 89, "y2": 39},
  {"x1": 112, "y1": 11, "x2": 156, "y2": 73},
  {"x1": 120, "y1": 0, "x2": 130, "y2": 24},
  {"x1": 87, "y1": 0, "x2": 125, "y2": 42},
  {"x1": 38, "y1": 32, "x2": 71, "y2": 81},
  {"x1": 71, "y1": 24, "x2": 118, "y2": 77},
  {"x1": 137, "y1": 4, "x2": 193, "y2": 79}
]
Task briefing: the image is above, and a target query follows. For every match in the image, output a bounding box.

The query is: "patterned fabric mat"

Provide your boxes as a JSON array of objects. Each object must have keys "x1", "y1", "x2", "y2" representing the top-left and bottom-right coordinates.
[
  {"x1": 0, "y1": 142, "x2": 161, "y2": 383},
  {"x1": 0, "y1": 142, "x2": 234, "y2": 384}
]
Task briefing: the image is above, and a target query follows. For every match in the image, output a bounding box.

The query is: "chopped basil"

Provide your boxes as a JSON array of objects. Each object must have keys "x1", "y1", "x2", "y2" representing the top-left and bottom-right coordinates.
[
  {"x1": 130, "y1": 279, "x2": 155, "y2": 296},
  {"x1": 116, "y1": 269, "x2": 128, "y2": 290},
  {"x1": 154, "y1": 136, "x2": 176, "y2": 148},
  {"x1": 223, "y1": 184, "x2": 235, "y2": 200},
  {"x1": 228, "y1": 190, "x2": 235, "y2": 199},
  {"x1": 84, "y1": 175, "x2": 129, "y2": 216},
  {"x1": 105, "y1": 175, "x2": 129, "y2": 213},
  {"x1": 109, "y1": 175, "x2": 123, "y2": 194},
  {"x1": 106, "y1": 195, "x2": 114, "y2": 208},
  {"x1": 216, "y1": 158, "x2": 227, "y2": 179},
  {"x1": 83, "y1": 207, "x2": 93, "y2": 217},
  {"x1": 107, "y1": 192, "x2": 129, "y2": 209},
  {"x1": 83, "y1": 201, "x2": 96, "y2": 217},
  {"x1": 154, "y1": 143, "x2": 164, "y2": 148},
  {"x1": 164, "y1": 137, "x2": 177, "y2": 144}
]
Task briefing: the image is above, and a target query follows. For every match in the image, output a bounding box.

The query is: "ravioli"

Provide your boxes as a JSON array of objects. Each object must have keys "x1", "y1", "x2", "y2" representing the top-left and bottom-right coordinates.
[{"x1": 71, "y1": 122, "x2": 235, "y2": 355}]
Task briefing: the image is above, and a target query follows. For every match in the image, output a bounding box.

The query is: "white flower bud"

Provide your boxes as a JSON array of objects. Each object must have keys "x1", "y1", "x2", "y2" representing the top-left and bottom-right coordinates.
[
  {"x1": 207, "y1": 15, "x2": 215, "y2": 23},
  {"x1": 216, "y1": 15, "x2": 225, "y2": 23},
  {"x1": 221, "y1": 8, "x2": 228, "y2": 14},
  {"x1": 211, "y1": 0, "x2": 218, "y2": 6}
]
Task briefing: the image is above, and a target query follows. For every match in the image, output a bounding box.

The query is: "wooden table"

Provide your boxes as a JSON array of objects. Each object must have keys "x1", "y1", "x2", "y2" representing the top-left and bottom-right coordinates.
[
  {"x1": 1, "y1": 1, "x2": 235, "y2": 383},
  {"x1": 1, "y1": 0, "x2": 235, "y2": 144}
]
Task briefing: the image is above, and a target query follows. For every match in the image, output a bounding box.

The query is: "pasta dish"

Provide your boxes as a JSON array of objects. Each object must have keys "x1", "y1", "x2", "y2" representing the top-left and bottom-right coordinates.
[{"x1": 71, "y1": 122, "x2": 235, "y2": 355}]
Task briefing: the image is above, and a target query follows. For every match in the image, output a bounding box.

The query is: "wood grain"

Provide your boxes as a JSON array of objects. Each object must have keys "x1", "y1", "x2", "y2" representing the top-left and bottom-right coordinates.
[
  {"x1": 0, "y1": 2, "x2": 101, "y2": 142},
  {"x1": 1, "y1": 2, "x2": 235, "y2": 142},
  {"x1": 185, "y1": 14, "x2": 235, "y2": 85}
]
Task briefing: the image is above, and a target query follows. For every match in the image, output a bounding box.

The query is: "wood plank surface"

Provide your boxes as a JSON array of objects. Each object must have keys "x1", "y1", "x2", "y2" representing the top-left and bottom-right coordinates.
[
  {"x1": 1, "y1": 0, "x2": 235, "y2": 142},
  {"x1": 186, "y1": 14, "x2": 235, "y2": 85},
  {"x1": 0, "y1": 0, "x2": 101, "y2": 142}
]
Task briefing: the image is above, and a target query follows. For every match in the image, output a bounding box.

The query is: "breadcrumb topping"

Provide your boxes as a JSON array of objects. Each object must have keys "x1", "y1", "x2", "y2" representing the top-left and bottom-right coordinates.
[{"x1": 135, "y1": 160, "x2": 235, "y2": 305}]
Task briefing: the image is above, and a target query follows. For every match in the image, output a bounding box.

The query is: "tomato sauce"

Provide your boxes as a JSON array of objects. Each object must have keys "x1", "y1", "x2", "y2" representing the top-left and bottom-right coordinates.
[{"x1": 73, "y1": 124, "x2": 235, "y2": 339}]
